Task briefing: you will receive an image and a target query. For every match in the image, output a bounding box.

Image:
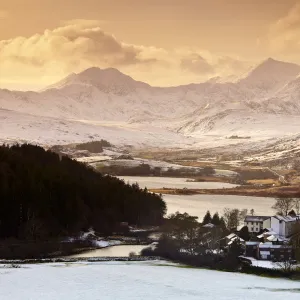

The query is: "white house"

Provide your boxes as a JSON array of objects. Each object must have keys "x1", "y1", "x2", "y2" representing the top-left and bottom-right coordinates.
[
  {"x1": 263, "y1": 215, "x2": 300, "y2": 238},
  {"x1": 244, "y1": 216, "x2": 269, "y2": 233}
]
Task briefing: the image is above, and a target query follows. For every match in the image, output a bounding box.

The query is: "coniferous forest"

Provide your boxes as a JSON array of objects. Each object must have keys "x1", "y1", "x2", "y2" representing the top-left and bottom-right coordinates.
[{"x1": 0, "y1": 144, "x2": 166, "y2": 240}]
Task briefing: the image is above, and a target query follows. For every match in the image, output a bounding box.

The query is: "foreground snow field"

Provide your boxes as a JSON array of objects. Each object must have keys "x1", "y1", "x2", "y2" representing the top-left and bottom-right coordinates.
[{"x1": 0, "y1": 261, "x2": 299, "y2": 299}]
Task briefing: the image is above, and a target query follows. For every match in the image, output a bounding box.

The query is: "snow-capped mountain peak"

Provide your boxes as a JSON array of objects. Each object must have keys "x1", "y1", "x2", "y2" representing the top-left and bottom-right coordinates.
[
  {"x1": 44, "y1": 67, "x2": 150, "y2": 95},
  {"x1": 2, "y1": 58, "x2": 300, "y2": 148},
  {"x1": 239, "y1": 58, "x2": 300, "y2": 94}
]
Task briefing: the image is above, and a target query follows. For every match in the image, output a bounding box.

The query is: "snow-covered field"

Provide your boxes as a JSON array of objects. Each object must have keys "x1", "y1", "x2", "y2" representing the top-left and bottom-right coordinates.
[
  {"x1": 0, "y1": 261, "x2": 299, "y2": 299},
  {"x1": 76, "y1": 155, "x2": 113, "y2": 163},
  {"x1": 118, "y1": 176, "x2": 238, "y2": 189},
  {"x1": 0, "y1": 109, "x2": 195, "y2": 148}
]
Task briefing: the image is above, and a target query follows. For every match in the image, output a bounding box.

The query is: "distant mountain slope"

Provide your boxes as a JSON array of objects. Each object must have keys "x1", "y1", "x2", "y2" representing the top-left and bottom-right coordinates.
[
  {"x1": 1, "y1": 58, "x2": 300, "y2": 147},
  {"x1": 46, "y1": 67, "x2": 150, "y2": 95},
  {"x1": 239, "y1": 58, "x2": 300, "y2": 96}
]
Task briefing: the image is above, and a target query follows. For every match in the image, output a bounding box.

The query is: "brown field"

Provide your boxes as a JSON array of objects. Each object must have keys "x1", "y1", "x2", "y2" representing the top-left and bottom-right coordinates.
[
  {"x1": 246, "y1": 179, "x2": 279, "y2": 185},
  {"x1": 150, "y1": 185, "x2": 300, "y2": 198},
  {"x1": 173, "y1": 160, "x2": 236, "y2": 171},
  {"x1": 189, "y1": 176, "x2": 233, "y2": 183}
]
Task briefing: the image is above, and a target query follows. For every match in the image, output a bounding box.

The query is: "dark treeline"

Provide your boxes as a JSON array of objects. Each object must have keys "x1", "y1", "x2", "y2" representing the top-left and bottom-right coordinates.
[
  {"x1": 97, "y1": 164, "x2": 215, "y2": 177},
  {"x1": 142, "y1": 212, "x2": 242, "y2": 271},
  {"x1": 0, "y1": 144, "x2": 166, "y2": 240},
  {"x1": 75, "y1": 140, "x2": 112, "y2": 153}
]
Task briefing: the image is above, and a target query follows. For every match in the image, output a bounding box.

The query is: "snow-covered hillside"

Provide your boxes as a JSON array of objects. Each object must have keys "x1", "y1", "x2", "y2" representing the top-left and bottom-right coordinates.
[
  {"x1": 1, "y1": 58, "x2": 300, "y2": 148},
  {"x1": 0, "y1": 109, "x2": 196, "y2": 147}
]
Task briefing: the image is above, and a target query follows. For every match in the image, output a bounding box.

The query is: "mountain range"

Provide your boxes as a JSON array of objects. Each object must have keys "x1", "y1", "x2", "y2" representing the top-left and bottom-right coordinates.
[{"x1": 1, "y1": 58, "x2": 300, "y2": 148}]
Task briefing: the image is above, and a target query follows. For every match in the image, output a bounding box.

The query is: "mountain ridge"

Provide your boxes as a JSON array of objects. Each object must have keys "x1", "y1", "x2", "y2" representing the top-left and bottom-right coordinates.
[{"x1": 1, "y1": 58, "x2": 300, "y2": 148}]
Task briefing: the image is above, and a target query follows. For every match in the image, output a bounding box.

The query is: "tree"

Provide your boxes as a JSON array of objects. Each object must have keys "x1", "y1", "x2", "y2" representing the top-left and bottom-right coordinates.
[
  {"x1": 164, "y1": 212, "x2": 200, "y2": 255},
  {"x1": 272, "y1": 198, "x2": 295, "y2": 216},
  {"x1": 239, "y1": 226, "x2": 250, "y2": 241},
  {"x1": 276, "y1": 260, "x2": 294, "y2": 274},
  {"x1": 239, "y1": 209, "x2": 248, "y2": 222},
  {"x1": 295, "y1": 199, "x2": 300, "y2": 215},
  {"x1": 219, "y1": 217, "x2": 227, "y2": 231},
  {"x1": 250, "y1": 209, "x2": 255, "y2": 216},
  {"x1": 288, "y1": 210, "x2": 297, "y2": 217},
  {"x1": 211, "y1": 212, "x2": 221, "y2": 225},
  {"x1": 202, "y1": 211, "x2": 212, "y2": 225},
  {"x1": 223, "y1": 208, "x2": 247, "y2": 231},
  {"x1": 202, "y1": 166, "x2": 215, "y2": 176},
  {"x1": 0, "y1": 144, "x2": 167, "y2": 240},
  {"x1": 290, "y1": 221, "x2": 300, "y2": 261}
]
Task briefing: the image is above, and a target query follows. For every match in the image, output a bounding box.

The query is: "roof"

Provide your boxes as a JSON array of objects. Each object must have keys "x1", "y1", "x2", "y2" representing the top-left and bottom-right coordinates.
[
  {"x1": 259, "y1": 243, "x2": 292, "y2": 249},
  {"x1": 244, "y1": 216, "x2": 270, "y2": 222},
  {"x1": 202, "y1": 223, "x2": 216, "y2": 228},
  {"x1": 226, "y1": 233, "x2": 237, "y2": 239},
  {"x1": 257, "y1": 230, "x2": 278, "y2": 238},
  {"x1": 266, "y1": 235, "x2": 285, "y2": 242},
  {"x1": 228, "y1": 236, "x2": 244, "y2": 245},
  {"x1": 245, "y1": 241, "x2": 260, "y2": 246},
  {"x1": 273, "y1": 215, "x2": 300, "y2": 223}
]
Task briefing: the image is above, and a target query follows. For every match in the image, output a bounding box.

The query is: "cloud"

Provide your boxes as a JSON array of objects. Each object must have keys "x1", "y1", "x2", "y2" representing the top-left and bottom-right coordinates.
[
  {"x1": 0, "y1": 21, "x2": 251, "y2": 90},
  {"x1": 180, "y1": 53, "x2": 215, "y2": 75},
  {"x1": 269, "y1": 3, "x2": 300, "y2": 56},
  {"x1": 0, "y1": 22, "x2": 149, "y2": 69},
  {"x1": 0, "y1": 10, "x2": 9, "y2": 20}
]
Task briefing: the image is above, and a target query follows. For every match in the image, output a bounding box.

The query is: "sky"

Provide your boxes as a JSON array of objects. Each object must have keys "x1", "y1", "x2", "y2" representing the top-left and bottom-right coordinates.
[{"x1": 0, "y1": 0, "x2": 300, "y2": 90}]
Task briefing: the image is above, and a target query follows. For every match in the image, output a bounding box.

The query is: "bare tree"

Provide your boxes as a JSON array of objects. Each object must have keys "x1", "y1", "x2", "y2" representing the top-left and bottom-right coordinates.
[
  {"x1": 290, "y1": 221, "x2": 300, "y2": 261},
  {"x1": 272, "y1": 198, "x2": 295, "y2": 216},
  {"x1": 250, "y1": 209, "x2": 255, "y2": 216},
  {"x1": 276, "y1": 260, "x2": 294, "y2": 274},
  {"x1": 223, "y1": 208, "x2": 247, "y2": 230},
  {"x1": 239, "y1": 209, "x2": 248, "y2": 221},
  {"x1": 295, "y1": 199, "x2": 300, "y2": 215}
]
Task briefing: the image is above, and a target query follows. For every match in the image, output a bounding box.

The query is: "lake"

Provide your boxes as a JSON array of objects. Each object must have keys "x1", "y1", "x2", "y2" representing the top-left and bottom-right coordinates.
[
  {"x1": 164, "y1": 194, "x2": 276, "y2": 219},
  {"x1": 70, "y1": 245, "x2": 149, "y2": 258},
  {"x1": 118, "y1": 176, "x2": 238, "y2": 189},
  {"x1": 1, "y1": 261, "x2": 299, "y2": 299},
  {"x1": 117, "y1": 176, "x2": 276, "y2": 219}
]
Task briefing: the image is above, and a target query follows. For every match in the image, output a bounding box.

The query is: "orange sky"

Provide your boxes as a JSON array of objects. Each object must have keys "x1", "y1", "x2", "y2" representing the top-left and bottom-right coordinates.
[{"x1": 0, "y1": 0, "x2": 300, "y2": 90}]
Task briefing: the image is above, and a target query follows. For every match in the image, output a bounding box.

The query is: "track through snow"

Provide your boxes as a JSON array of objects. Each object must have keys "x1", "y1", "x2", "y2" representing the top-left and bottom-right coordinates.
[{"x1": 0, "y1": 261, "x2": 299, "y2": 299}]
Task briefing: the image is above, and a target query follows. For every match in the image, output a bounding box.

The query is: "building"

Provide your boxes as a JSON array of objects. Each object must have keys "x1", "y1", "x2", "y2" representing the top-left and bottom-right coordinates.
[
  {"x1": 244, "y1": 216, "x2": 269, "y2": 233},
  {"x1": 263, "y1": 215, "x2": 300, "y2": 238},
  {"x1": 258, "y1": 243, "x2": 293, "y2": 261},
  {"x1": 257, "y1": 229, "x2": 288, "y2": 244},
  {"x1": 245, "y1": 241, "x2": 260, "y2": 257},
  {"x1": 245, "y1": 242, "x2": 294, "y2": 261},
  {"x1": 225, "y1": 233, "x2": 244, "y2": 246}
]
